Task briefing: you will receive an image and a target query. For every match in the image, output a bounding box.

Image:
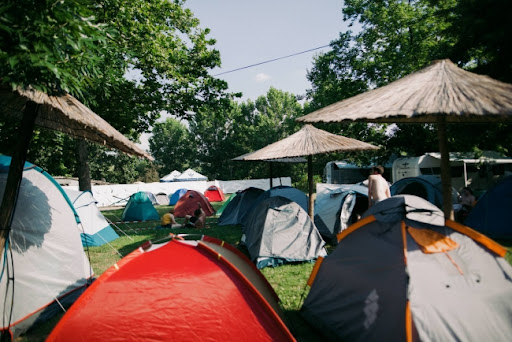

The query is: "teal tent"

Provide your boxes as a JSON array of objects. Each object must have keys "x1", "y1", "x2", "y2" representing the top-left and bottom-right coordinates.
[{"x1": 122, "y1": 192, "x2": 160, "y2": 221}]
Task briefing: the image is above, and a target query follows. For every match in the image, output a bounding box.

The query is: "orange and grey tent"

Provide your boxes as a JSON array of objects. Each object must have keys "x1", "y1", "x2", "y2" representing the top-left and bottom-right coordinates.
[
  {"x1": 204, "y1": 185, "x2": 226, "y2": 202},
  {"x1": 301, "y1": 195, "x2": 512, "y2": 342},
  {"x1": 173, "y1": 190, "x2": 215, "y2": 217},
  {"x1": 47, "y1": 236, "x2": 295, "y2": 342}
]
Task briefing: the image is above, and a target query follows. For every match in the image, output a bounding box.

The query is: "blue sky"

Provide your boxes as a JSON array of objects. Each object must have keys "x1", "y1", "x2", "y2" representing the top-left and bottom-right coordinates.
[
  {"x1": 185, "y1": 0, "x2": 350, "y2": 101},
  {"x1": 139, "y1": 1, "x2": 351, "y2": 150}
]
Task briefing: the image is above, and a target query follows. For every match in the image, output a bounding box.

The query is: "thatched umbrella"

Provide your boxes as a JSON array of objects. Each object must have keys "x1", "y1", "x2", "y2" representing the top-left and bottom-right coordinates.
[
  {"x1": 234, "y1": 124, "x2": 379, "y2": 217},
  {"x1": 0, "y1": 85, "x2": 153, "y2": 256},
  {"x1": 232, "y1": 153, "x2": 307, "y2": 188},
  {"x1": 297, "y1": 59, "x2": 512, "y2": 218}
]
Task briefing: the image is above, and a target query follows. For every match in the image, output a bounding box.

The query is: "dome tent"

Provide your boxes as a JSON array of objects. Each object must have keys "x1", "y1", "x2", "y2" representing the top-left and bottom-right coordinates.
[
  {"x1": 0, "y1": 156, "x2": 92, "y2": 338},
  {"x1": 243, "y1": 196, "x2": 327, "y2": 269},
  {"x1": 301, "y1": 195, "x2": 512, "y2": 342},
  {"x1": 121, "y1": 191, "x2": 160, "y2": 221},
  {"x1": 47, "y1": 236, "x2": 295, "y2": 342}
]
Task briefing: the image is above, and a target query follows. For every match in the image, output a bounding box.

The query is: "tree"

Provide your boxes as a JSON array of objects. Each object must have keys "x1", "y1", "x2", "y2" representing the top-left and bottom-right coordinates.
[
  {"x1": 306, "y1": 0, "x2": 511, "y2": 163},
  {"x1": 1, "y1": 0, "x2": 236, "y2": 188},
  {"x1": 188, "y1": 88, "x2": 306, "y2": 182},
  {"x1": 149, "y1": 118, "x2": 195, "y2": 176}
]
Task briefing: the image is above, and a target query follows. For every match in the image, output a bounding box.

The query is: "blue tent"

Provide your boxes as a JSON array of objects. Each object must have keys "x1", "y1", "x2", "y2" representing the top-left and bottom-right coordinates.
[
  {"x1": 390, "y1": 175, "x2": 458, "y2": 210},
  {"x1": 218, "y1": 187, "x2": 264, "y2": 226},
  {"x1": 242, "y1": 186, "x2": 308, "y2": 226},
  {"x1": 169, "y1": 188, "x2": 188, "y2": 205},
  {"x1": 122, "y1": 192, "x2": 160, "y2": 221},
  {"x1": 465, "y1": 175, "x2": 512, "y2": 240}
]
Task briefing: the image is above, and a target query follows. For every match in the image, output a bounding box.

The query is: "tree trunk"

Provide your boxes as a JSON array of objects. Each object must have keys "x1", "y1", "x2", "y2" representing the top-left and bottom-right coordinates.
[
  {"x1": 77, "y1": 139, "x2": 92, "y2": 191},
  {"x1": 0, "y1": 101, "x2": 39, "y2": 257}
]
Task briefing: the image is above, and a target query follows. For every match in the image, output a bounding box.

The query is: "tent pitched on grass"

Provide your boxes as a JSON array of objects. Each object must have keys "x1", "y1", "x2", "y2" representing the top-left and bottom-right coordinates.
[
  {"x1": 301, "y1": 195, "x2": 512, "y2": 342},
  {"x1": 173, "y1": 190, "x2": 215, "y2": 217},
  {"x1": 243, "y1": 196, "x2": 327, "y2": 269},
  {"x1": 47, "y1": 236, "x2": 295, "y2": 342},
  {"x1": 390, "y1": 175, "x2": 459, "y2": 210},
  {"x1": 314, "y1": 183, "x2": 368, "y2": 244},
  {"x1": 64, "y1": 189, "x2": 119, "y2": 246},
  {"x1": 218, "y1": 187, "x2": 265, "y2": 226},
  {"x1": 169, "y1": 188, "x2": 188, "y2": 205},
  {"x1": 121, "y1": 191, "x2": 160, "y2": 221},
  {"x1": 0, "y1": 156, "x2": 92, "y2": 338},
  {"x1": 465, "y1": 175, "x2": 512, "y2": 239},
  {"x1": 204, "y1": 185, "x2": 225, "y2": 202}
]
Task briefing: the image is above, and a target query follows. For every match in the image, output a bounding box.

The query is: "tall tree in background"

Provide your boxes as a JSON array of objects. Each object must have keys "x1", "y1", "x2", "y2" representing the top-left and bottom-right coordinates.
[
  {"x1": 187, "y1": 88, "x2": 306, "y2": 181},
  {"x1": 0, "y1": 0, "x2": 234, "y2": 186},
  {"x1": 307, "y1": 0, "x2": 511, "y2": 161},
  {"x1": 149, "y1": 118, "x2": 194, "y2": 176}
]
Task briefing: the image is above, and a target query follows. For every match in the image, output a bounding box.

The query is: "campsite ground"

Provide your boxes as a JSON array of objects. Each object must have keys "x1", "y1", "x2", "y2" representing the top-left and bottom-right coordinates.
[
  {"x1": 14, "y1": 201, "x2": 512, "y2": 341},
  {"x1": 15, "y1": 202, "x2": 324, "y2": 341}
]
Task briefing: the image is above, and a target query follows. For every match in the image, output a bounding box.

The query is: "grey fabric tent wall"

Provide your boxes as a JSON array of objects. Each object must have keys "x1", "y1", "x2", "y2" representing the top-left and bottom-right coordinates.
[
  {"x1": 242, "y1": 196, "x2": 326, "y2": 269},
  {"x1": 301, "y1": 195, "x2": 512, "y2": 342},
  {"x1": 218, "y1": 187, "x2": 264, "y2": 226}
]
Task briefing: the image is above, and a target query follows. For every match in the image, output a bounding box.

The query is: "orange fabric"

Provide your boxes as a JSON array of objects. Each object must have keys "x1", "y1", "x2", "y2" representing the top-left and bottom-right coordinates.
[
  {"x1": 407, "y1": 227, "x2": 459, "y2": 254},
  {"x1": 401, "y1": 221, "x2": 408, "y2": 265},
  {"x1": 306, "y1": 256, "x2": 324, "y2": 287},
  {"x1": 336, "y1": 215, "x2": 376, "y2": 242},
  {"x1": 405, "y1": 301, "x2": 413, "y2": 342},
  {"x1": 445, "y1": 220, "x2": 507, "y2": 257}
]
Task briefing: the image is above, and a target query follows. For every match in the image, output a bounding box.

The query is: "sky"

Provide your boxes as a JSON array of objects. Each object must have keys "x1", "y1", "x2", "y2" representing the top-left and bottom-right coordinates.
[{"x1": 138, "y1": 0, "x2": 352, "y2": 150}]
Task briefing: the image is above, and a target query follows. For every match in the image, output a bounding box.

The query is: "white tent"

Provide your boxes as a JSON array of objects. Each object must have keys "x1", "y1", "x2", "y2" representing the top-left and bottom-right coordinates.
[
  {"x1": 175, "y1": 168, "x2": 207, "y2": 182},
  {"x1": 160, "y1": 170, "x2": 182, "y2": 182},
  {"x1": 0, "y1": 156, "x2": 92, "y2": 338},
  {"x1": 64, "y1": 189, "x2": 119, "y2": 246}
]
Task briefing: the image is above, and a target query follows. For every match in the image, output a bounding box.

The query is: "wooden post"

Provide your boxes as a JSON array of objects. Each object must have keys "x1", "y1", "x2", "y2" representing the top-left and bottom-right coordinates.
[
  {"x1": 308, "y1": 155, "x2": 314, "y2": 219},
  {"x1": 0, "y1": 102, "x2": 39, "y2": 257},
  {"x1": 436, "y1": 116, "x2": 454, "y2": 220}
]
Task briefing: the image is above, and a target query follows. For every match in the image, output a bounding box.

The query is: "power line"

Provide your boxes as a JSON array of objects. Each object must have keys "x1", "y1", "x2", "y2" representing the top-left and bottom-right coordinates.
[{"x1": 213, "y1": 44, "x2": 331, "y2": 76}]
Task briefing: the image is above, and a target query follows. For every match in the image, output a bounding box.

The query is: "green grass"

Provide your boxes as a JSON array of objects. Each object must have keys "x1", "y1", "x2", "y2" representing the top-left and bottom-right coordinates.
[
  {"x1": 15, "y1": 202, "x2": 320, "y2": 341},
  {"x1": 14, "y1": 202, "x2": 512, "y2": 341}
]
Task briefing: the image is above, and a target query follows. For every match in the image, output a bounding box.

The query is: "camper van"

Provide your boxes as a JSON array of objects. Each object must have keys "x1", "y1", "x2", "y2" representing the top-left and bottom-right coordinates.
[
  {"x1": 392, "y1": 151, "x2": 512, "y2": 193},
  {"x1": 324, "y1": 161, "x2": 392, "y2": 184}
]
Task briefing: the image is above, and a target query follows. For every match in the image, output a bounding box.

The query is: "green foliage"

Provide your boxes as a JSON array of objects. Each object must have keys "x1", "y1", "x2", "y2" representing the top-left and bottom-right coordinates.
[
  {"x1": 0, "y1": 0, "x2": 107, "y2": 96},
  {"x1": 149, "y1": 118, "x2": 195, "y2": 176}
]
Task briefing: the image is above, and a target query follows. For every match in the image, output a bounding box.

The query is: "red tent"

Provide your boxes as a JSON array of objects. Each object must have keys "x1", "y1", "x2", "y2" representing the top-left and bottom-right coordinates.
[
  {"x1": 173, "y1": 190, "x2": 215, "y2": 217},
  {"x1": 47, "y1": 236, "x2": 295, "y2": 342},
  {"x1": 204, "y1": 185, "x2": 226, "y2": 202}
]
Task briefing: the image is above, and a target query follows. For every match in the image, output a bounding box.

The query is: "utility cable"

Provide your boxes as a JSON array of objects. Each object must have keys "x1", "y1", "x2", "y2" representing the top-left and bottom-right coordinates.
[{"x1": 214, "y1": 44, "x2": 330, "y2": 76}]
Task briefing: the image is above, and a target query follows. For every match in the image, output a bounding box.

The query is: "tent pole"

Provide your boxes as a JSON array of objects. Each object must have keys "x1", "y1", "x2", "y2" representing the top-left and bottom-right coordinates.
[
  {"x1": 308, "y1": 155, "x2": 314, "y2": 219},
  {"x1": 436, "y1": 116, "x2": 454, "y2": 220},
  {"x1": 0, "y1": 102, "x2": 39, "y2": 257}
]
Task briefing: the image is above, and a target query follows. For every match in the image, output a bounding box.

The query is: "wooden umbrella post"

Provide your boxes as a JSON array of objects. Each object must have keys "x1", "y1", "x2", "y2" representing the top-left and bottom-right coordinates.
[
  {"x1": 308, "y1": 155, "x2": 314, "y2": 219},
  {"x1": 0, "y1": 102, "x2": 39, "y2": 257},
  {"x1": 436, "y1": 116, "x2": 454, "y2": 220}
]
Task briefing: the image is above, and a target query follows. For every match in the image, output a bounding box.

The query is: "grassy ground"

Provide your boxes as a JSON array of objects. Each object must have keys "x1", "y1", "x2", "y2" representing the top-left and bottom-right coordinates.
[{"x1": 14, "y1": 201, "x2": 512, "y2": 341}]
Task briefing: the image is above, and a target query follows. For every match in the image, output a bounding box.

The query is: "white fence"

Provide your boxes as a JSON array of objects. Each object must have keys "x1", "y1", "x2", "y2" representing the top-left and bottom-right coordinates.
[{"x1": 63, "y1": 177, "x2": 292, "y2": 207}]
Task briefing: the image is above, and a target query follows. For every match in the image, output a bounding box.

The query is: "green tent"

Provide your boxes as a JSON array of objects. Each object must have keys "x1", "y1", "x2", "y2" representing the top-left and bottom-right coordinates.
[{"x1": 122, "y1": 191, "x2": 160, "y2": 221}]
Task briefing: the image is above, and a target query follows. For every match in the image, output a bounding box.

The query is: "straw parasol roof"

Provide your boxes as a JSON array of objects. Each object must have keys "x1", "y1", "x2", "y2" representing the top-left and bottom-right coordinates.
[
  {"x1": 234, "y1": 124, "x2": 378, "y2": 217},
  {"x1": 0, "y1": 85, "x2": 153, "y2": 257},
  {"x1": 297, "y1": 59, "x2": 512, "y2": 218},
  {"x1": 236, "y1": 124, "x2": 378, "y2": 160},
  {"x1": 0, "y1": 85, "x2": 153, "y2": 160},
  {"x1": 297, "y1": 59, "x2": 512, "y2": 124}
]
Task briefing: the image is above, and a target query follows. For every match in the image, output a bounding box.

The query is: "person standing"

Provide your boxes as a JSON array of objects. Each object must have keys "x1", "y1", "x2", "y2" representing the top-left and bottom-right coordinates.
[{"x1": 368, "y1": 165, "x2": 391, "y2": 207}]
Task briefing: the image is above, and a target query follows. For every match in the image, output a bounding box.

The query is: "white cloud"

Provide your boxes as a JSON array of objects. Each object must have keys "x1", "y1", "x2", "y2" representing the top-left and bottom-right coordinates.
[{"x1": 255, "y1": 73, "x2": 271, "y2": 82}]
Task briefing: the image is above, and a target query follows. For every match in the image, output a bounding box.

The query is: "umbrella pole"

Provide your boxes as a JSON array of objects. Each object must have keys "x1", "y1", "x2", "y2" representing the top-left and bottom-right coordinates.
[
  {"x1": 269, "y1": 163, "x2": 273, "y2": 189},
  {"x1": 436, "y1": 116, "x2": 454, "y2": 220},
  {"x1": 0, "y1": 102, "x2": 39, "y2": 257},
  {"x1": 308, "y1": 155, "x2": 314, "y2": 219}
]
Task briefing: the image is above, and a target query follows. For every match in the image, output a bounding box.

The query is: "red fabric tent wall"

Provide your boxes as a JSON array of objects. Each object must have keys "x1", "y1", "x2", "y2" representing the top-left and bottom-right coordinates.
[
  {"x1": 173, "y1": 190, "x2": 215, "y2": 217},
  {"x1": 47, "y1": 238, "x2": 295, "y2": 342},
  {"x1": 204, "y1": 185, "x2": 226, "y2": 202}
]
